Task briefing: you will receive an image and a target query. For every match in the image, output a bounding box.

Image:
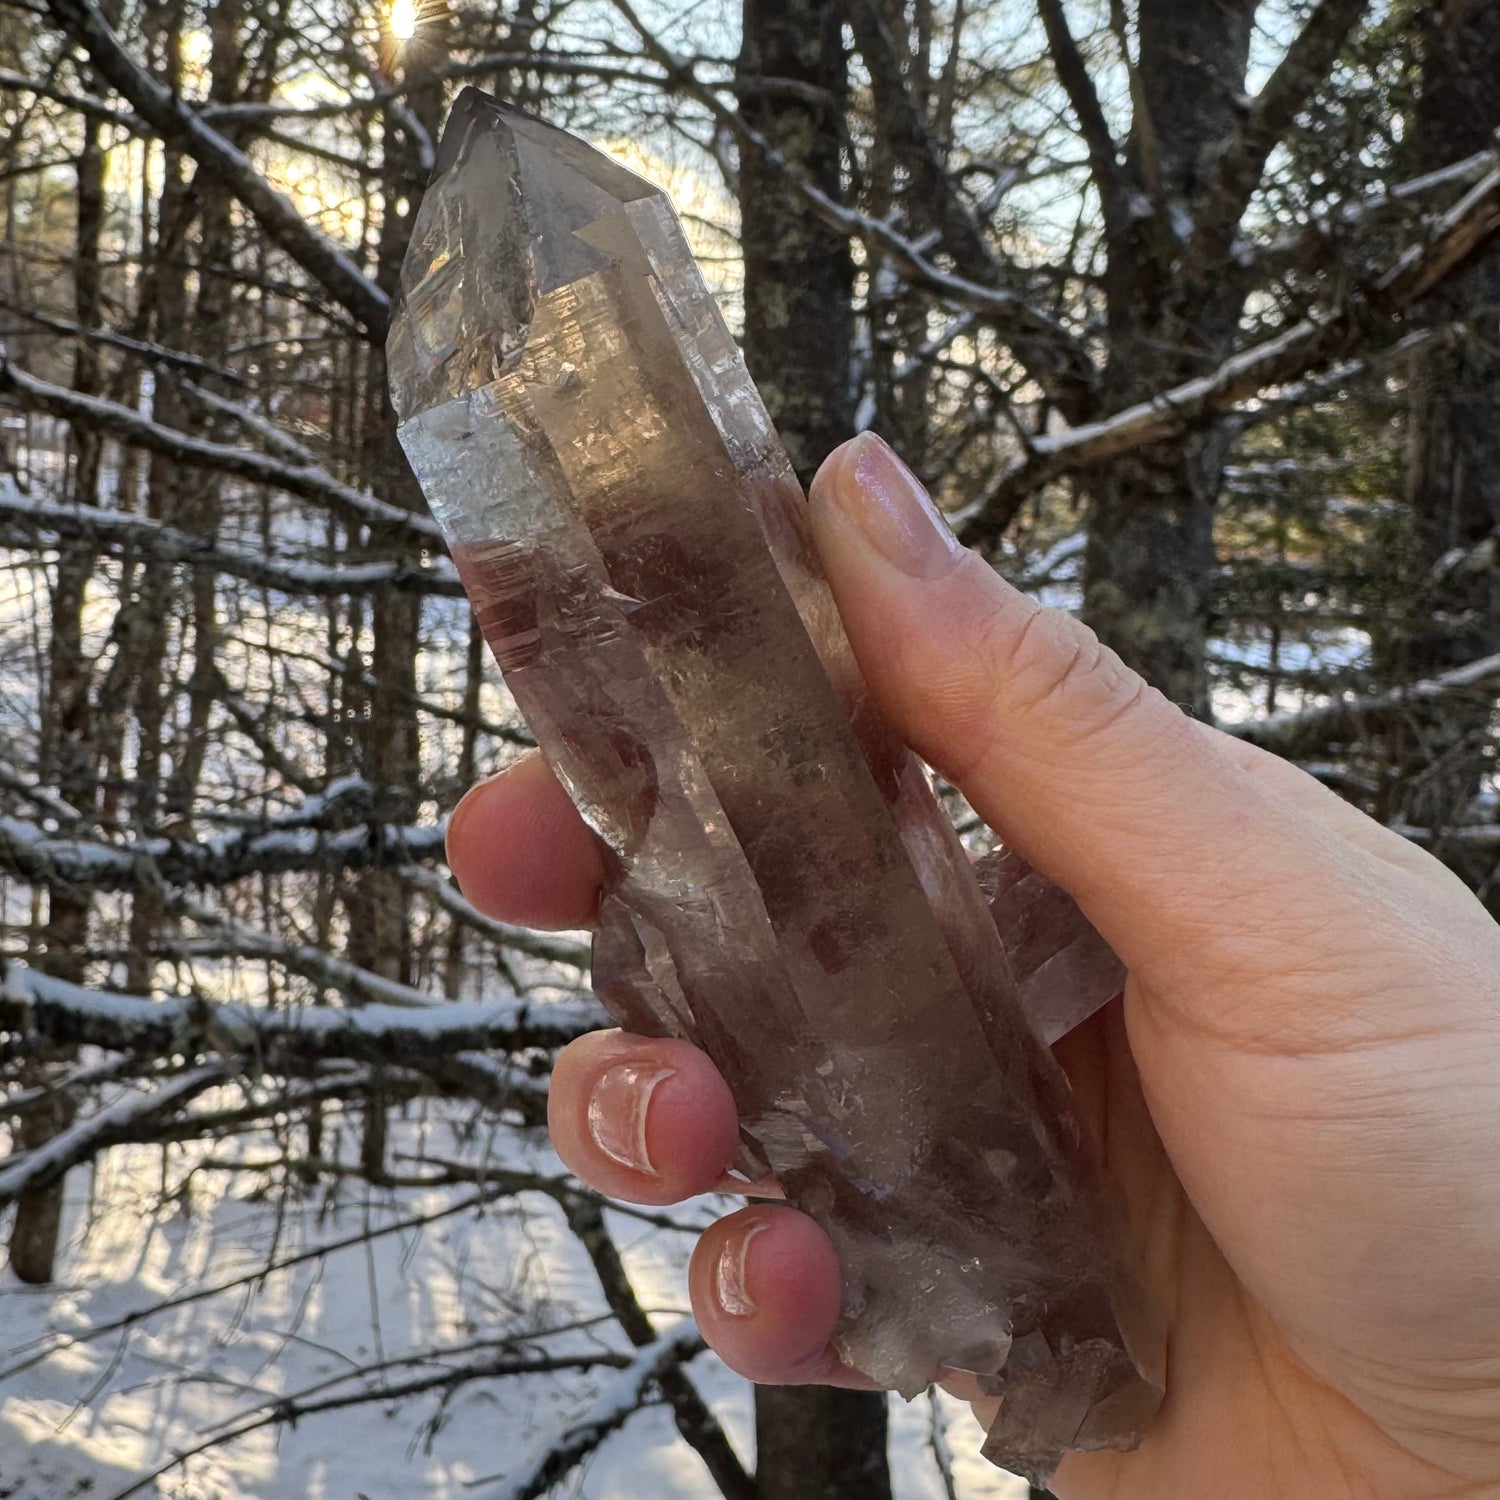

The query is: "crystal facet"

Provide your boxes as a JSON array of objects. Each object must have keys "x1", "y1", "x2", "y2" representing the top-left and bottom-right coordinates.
[{"x1": 389, "y1": 89, "x2": 1164, "y2": 1478}]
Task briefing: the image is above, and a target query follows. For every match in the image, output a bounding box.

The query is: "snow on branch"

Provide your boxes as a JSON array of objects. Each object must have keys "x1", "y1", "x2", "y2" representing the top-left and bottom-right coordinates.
[
  {"x1": 1249, "y1": 133, "x2": 1500, "y2": 281},
  {"x1": 487, "y1": 1321, "x2": 707, "y2": 1500},
  {"x1": 0, "y1": 811, "x2": 446, "y2": 890},
  {"x1": 0, "y1": 360, "x2": 440, "y2": 546},
  {"x1": 398, "y1": 864, "x2": 590, "y2": 969},
  {"x1": 45, "y1": 0, "x2": 390, "y2": 337},
  {"x1": 0, "y1": 487, "x2": 462, "y2": 599},
  {"x1": 555, "y1": 1192, "x2": 754, "y2": 1499},
  {"x1": 1376, "y1": 164, "x2": 1500, "y2": 303},
  {"x1": 0, "y1": 959, "x2": 606, "y2": 1066},
  {"x1": 1230, "y1": 651, "x2": 1500, "y2": 757},
  {"x1": 0, "y1": 296, "x2": 246, "y2": 385},
  {"x1": 0, "y1": 1064, "x2": 227, "y2": 1206},
  {"x1": 957, "y1": 159, "x2": 1500, "y2": 543}
]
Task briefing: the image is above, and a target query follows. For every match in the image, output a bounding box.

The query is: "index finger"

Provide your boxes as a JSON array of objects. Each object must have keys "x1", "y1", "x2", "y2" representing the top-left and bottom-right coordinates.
[{"x1": 446, "y1": 751, "x2": 607, "y2": 929}]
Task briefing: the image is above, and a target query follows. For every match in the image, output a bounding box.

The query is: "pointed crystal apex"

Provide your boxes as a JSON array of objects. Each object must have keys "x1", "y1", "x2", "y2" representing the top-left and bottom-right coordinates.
[{"x1": 388, "y1": 87, "x2": 665, "y2": 424}]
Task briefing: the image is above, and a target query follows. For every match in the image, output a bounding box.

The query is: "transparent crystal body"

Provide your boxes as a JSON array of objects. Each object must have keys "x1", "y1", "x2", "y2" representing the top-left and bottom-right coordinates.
[{"x1": 389, "y1": 88, "x2": 1164, "y2": 1478}]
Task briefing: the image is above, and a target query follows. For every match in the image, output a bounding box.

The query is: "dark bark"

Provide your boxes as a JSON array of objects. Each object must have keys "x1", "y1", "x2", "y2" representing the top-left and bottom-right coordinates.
[
  {"x1": 753, "y1": 1386, "x2": 892, "y2": 1500},
  {"x1": 344, "y1": 55, "x2": 442, "y2": 988},
  {"x1": 163, "y1": 0, "x2": 244, "y2": 830},
  {"x1": 737, "y1": 0, "x2": 854, "y2": 483},
  {"x1": 1080, "y1": 0, "x2": 1258, "y2": 716},
  {"x1": 347, "y1": 30, "x2": 447, "y2": 1166},
  {"x1": 1070, "y1": 0, "x2": 1370, "y2": 715},
  {"x1": 736, "y1": 4, "x2": 891, "y2": 1494}
]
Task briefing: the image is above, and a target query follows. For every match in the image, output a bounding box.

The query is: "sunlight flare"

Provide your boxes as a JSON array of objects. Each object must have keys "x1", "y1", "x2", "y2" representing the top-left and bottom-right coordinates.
[{"x1": 388, "y1": 0, "x2": 417, "y2": 42}]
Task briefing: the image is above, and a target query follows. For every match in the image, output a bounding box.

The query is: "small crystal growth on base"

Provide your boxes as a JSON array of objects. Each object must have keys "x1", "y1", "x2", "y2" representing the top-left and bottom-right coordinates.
[{"x1": 389, "y1": 88, "x2": 1164, "y2": 1478}]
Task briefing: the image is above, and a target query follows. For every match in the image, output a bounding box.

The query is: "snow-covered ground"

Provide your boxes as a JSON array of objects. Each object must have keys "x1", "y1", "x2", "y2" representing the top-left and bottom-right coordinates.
[{"x1": 0, "y1": 1113, "x2": 1022, "y2": 1500}]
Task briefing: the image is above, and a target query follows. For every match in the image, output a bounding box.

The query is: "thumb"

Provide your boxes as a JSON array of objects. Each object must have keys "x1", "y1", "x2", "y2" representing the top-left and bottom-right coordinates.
[{"x1": 807, "y1": 433, "x2": 1352, "y2": 981}]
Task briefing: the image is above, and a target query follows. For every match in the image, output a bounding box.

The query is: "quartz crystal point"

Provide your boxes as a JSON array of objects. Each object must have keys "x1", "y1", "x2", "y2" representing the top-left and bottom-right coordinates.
[{"x1": 389, "y1": 88, "x2": 1164, "y2": 1478}]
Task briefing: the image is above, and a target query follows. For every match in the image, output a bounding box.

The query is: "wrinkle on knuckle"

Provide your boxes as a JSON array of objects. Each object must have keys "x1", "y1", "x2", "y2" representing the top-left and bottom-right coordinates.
[{"x1": 961, "y1": 595, "x2": 1151, "y2": 773}]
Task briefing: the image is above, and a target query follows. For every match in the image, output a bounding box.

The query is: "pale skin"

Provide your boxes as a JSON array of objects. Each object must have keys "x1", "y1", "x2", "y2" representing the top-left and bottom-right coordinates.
[{"x1": 446, "y1": 432, "x2": 1500, "y2": 1500}]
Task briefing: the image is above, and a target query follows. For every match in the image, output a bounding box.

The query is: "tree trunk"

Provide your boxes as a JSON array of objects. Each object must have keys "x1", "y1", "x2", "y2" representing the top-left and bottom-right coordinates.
[
  {"x1": 738, "y1": 0, "x2": 855, "y2": 480},
  {"x1": 346, "y1": 34, "x2": 447, "y2": 1172},
  {"x1": 1081, "y1": 0, "x2": 1259, "y2": 718},
  {"x1": 8, "y1": 71, "x2": 110, "y2": 1284},
  {"x1": 738, "y1": 4, "x2": 891, "y2": 1495},
  {"x1": 1082, "y1": 431, "x2": 1226, "y2": 715},
  {"x1": 754, "y1": 1386, "x2": 891, "y2": 1500},
  {"x1": 124, "y1": 0, "x2": 193, "y2": 994}
]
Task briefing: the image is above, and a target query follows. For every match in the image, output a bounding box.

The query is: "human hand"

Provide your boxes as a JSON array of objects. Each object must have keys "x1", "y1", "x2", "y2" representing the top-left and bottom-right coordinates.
[{"x1": 446, "y1": 432, "x2": 1500, "y2": 1500}]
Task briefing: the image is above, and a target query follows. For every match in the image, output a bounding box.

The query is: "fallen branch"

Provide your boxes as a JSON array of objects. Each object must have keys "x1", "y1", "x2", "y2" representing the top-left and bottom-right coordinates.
[
  {"x1": 488, "y1": 1321, "x2": 709, "y2": 1500},
  {"x1": 558, "y1": 1194, "x2": 754, "y2": 1500}
]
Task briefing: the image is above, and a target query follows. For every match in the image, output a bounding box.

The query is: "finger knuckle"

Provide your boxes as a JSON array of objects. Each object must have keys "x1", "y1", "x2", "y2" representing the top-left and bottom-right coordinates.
[{"x1": 951, "y1": 589, "x2": 1150, "y2": 774}]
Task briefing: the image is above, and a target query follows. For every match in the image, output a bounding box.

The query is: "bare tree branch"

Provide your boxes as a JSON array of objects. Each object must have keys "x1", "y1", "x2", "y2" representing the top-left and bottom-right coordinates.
[
  {"x1": 0, "y1": 959, "x2": 605, "y2": 1063},
  {"x1": 0, "y1": 811, "x2": 447, "y2": 889},
  {"x1": 559, "y1": 1195, "x2": 755, "y2": 1500},
  {"x1": 0, "y1": 486, "x2": 460, "y2": 598},
  {"x1": 0, "y1": 360, "x2": 440, "y2": 545},
  {"x1": 0, "y1": 1064, "x2": 226, "y2": 1204},
  {"x1": 0, "y1": 1181, "x2": 536, "y2": 1385},
  {"x1": 608, "y1": 0, "x2": 1099, "y2": 414},
  {"x1": 958, "y1": 161, "x2": 1500, "y2": 540},
  {"x1": 44, "y1": 0, "x2": 390, "y2": 337},
  {"x1": 1376, "y1": 164, "x2": 1500, "y2": 302},
  {"x1": 0, "y1": 64, "x2": 141, "y2": 127},
  {"x1": 1249, "y1": 132, "x2": 1500, "y2": 282},
  {"x1": 1035, "y1": 0, "x2": 1125, "y2": 235},
  {"x1": 397, "y1": 864, "x2": 590, "y2": 969},
  {"x1": 490, "y1": 1322, "x2": 709, "y2": 1500},
  {"x1": 1191, "y1": 0, "x2": 1372, "y2": 272},
  {"x1": 0, "y1": 297, "x2": 246, "y2": 385},
  {"x1": 1230, "y1": 651, "x2": 1500, "y2": 757},
  {"x1": 848, "y1": 2, "x2": 1012, "y2": 276},
  {"x1": 111, "y1": 1349, "x2": 639, "y2": 1500}
]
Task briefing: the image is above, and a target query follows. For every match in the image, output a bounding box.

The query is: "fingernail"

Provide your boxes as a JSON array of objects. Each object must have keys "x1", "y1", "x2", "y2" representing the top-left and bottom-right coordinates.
[
  {"x1": 715, "y1": 1219, "x2": 769, "y2": 1317},
  {"x1": 819, "y1": 431, "x2": 964, "y2": 579},
  {"x1": 586, "y1": 1063, "x2": 674, "y2": 1176}
]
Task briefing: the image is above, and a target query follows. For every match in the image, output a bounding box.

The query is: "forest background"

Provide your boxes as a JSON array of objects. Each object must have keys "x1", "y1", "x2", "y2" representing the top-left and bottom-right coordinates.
[{"x1": 1, "y1": 0, "x2": 1499, "y2": 1496}]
